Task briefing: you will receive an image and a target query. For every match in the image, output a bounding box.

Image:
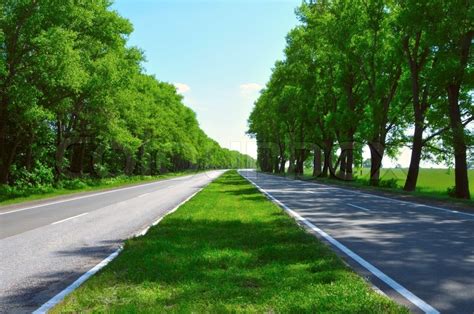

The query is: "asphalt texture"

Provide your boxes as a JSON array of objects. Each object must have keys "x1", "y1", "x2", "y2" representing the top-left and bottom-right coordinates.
[
  {"x1": 0, "y1": 170, "x2": 224, "y2": 313},
  {"x1": 239, "y1": 170, "x2": 474, "y2": 314}
]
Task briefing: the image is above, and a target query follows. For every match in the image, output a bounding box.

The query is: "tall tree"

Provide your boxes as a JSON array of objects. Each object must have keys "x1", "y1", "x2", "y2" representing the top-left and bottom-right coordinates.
[{"x1": 433, "y1": 0, "x2": 473, "y2": 199}]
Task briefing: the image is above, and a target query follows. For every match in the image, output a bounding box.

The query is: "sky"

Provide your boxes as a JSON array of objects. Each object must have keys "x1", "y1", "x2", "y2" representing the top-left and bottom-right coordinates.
[
  {"x1": 112, "y1": 0, "x2": 302, "y2": 159},
  {"x1": 111, "y1": 0, "x2": 442, "y2": 168}
]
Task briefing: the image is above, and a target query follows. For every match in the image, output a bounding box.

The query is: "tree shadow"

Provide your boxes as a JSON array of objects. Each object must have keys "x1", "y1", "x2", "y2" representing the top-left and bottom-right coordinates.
[
  {"x1": 8, "y1": 215, "x2": 406, "y2": 313},
  {"x1": 248, "y1": 173, "x2": 474, "y2": 313}
]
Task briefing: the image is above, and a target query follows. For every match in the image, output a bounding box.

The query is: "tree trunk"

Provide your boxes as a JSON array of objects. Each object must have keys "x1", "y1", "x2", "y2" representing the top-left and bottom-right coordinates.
[
  {"x1": 0, "y1": 95, "x2": 10, "y2": 184},
  {"x1": 288, "y1": 159, "x2": 295, "y2": 175},
  {"x1": 313, "y1": 147, "x2": 321, "y2": 177},
  {"x1": 279, "y1": 157, "x2": 286, "y2": 173},
  {"x1": 321, "y1": 143, "x2": 332, "y2": 178},
  {"x1": 403, "y1": 33, "x2": 428, "y2": 193},
  {"x1": 295, "y1": 150, "x2": 305, "y2": 175},
  {"x1": 447, "y1": 85, "x2": 470, "y2": 199},
  {"x1": 369, "y1": 142, "x2": 384, "y2": 186},
  {"x1": 25, "y1": 134, "x2": 34, "y2": 171},
  {"x1": 55, "y1": 138, "x2": 70, "y2": 180},
  {"x1": 273, "y1": 156, "x2": 279, "y2": 174},
  {"x1": 0, "y1": 140, "x2": 19, "y2": 184},
  {"x1": 150, "y1": 152, "x2": 158, "y2": 175},
  {"x1": 124, "y1": 152, "x2": 135, "y2": 175},
  {"x1": 345, "y1": 146, "x2": 353, "y2": 180},
  {"x1": 287, "y1": 146, "x2": 296, "y2": 175},
  {"x1": 70, "y1": 143, "x2": 86, "y2": 175},
  {"x1": 404, "y1": 121, "x2": 423, "y2": 191},
  {"x1": 136, "y1": 145, "x2": 146, "y2": 175},
  {"x1": 339, "y1": 149, "x2": 347, "y2": 179}
]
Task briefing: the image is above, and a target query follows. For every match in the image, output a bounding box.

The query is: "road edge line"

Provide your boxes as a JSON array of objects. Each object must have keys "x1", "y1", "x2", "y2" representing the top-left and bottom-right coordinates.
[
  {"x1": 0, "y1": 173, "x2": 198, "y2": 216},
  {"x1": 135, "y1": 185, "x2": 207, "y2": 237},
  {"x1": 51, "y1": 212, "x2": 89, "y2": 225},
  {"x1": 260, "y1": 172, "x2": 474, "y2": 218},
  {"x1": 32, "y1": 248, "x2": 122, "y2": 314},
  {"x1": 239, "y1": 171, "x2": 439, "y2": 314},
  {"x1": 33, "y1": 170, "x2": 224, "y2": 313}
]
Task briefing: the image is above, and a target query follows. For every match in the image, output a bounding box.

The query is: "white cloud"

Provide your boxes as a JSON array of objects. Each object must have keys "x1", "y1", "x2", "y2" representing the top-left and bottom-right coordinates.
[
  {"x1": 239, "y1": 83, "x2": 263, "y2": 97},
  {"x1": 173, "y1": 82, "x2": 191, "y2": 94}
]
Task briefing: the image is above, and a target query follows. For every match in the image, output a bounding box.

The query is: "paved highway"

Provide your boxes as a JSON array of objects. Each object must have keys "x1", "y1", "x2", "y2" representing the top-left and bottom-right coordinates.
[
  {"x1": 0, "y1": 170, "x2": 224, "y2": 313},
  {"x1": 240, "y1": 170, "x2": 474, "y2": 314}
]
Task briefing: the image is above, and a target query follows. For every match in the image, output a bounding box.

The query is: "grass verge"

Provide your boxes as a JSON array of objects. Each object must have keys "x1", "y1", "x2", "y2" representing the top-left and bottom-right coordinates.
[
  {"x1": 0, "y1": 170, "x2": 202, "y2": 207},
  {"x1": 53, "y1": 170, "x2": 407, "y2": 313},
  {"x1": 300, "y1": 168, "x2": 474, "y2": 207}
]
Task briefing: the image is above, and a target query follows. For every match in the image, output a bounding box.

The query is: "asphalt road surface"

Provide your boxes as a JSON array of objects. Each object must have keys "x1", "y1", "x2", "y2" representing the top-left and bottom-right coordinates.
[
  {"x1": 240, "y1": 170, "x2": 474, "y2": 314},
  {"x1": 0, "y1": 170, "x2": 224, "y2": 313}
]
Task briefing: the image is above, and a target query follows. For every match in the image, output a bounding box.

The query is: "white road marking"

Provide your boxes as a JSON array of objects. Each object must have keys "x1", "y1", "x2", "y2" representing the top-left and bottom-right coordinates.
[
  {"x1": 261, "y1": 172, "x2": 474, "y2": 219},
  {"x1": 240, "y1": 171, "x2": 439, "y2": 314},
  {"x1": 34, "y1": 172, "x2": 224, "y2": 313},
  {"x1": 0, "y1": 174, "x2": 197, "y2": 216},
  {"x1": 349, "y1": 190, "x2": 474, "y2": 218},
  {"x1": 138, "y1": 193, "x2": 151, "y2": 198},
  {"x1": 51, "y1": 213, "x2": 88, "y2": 225},
  {"x1": 32, "y1": 247, "x2": 122, "y2": 314},
  {"x1": 348, "y1": 203, "x2": 370, "y2": 212},
  {"x1": 135, "y1": 186, "x2": 207, "y2": 237}
]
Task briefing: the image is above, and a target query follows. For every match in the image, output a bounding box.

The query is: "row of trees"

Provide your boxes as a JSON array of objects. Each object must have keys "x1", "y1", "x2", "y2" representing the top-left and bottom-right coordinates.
[
  {"x1": 0, "y1": 0, "x2": 254, "y2": 187},
  {"x1": 248, "y1": 0, "x2": 473, "y2": 198}
]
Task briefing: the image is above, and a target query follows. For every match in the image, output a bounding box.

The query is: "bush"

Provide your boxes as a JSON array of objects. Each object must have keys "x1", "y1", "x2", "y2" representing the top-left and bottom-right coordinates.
[
  {"x1": 0, "y1": 184, "x2": 21, "y2": 201},
  {"x1": 94, "y1": 163, "x2": 109, "y2": 178},
  {"x1": 378, "y1": 178, "x2": 399, "y2": 189},
  {"x1": 62, "y1": 179, "x2": 88, "y2": 190},
  {"x1": 447, "y1": 186, "x2": 456, "y2": 197},
  {"x1": 10, "y1": 162, "x2": 54, "y2": 189}
]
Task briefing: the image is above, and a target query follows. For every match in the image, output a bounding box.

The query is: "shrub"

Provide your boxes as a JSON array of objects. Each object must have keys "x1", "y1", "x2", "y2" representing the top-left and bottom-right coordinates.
[
  {"x1": 379, "y1": 178, "x2": 399, "y2": 189},
  {"x1": 10, "y1": 162, "x2": 54, "y2": 189},
  {"x1": 94, "y1": 163, "x2": 109, "y2": 178},
  {"x1": 447, "y1": 186, "x2": 456, "y2": 197},
  {"x1": 62, "y1": 179, "x2": 88, "y2": 190}
]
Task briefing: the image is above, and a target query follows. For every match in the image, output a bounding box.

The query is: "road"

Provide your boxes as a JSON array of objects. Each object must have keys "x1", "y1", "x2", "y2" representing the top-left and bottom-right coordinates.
[
  {"x1": 0, "y1": 170, "x2": 224, "y2": 313},
  {"x1": 240, "y1": 170, "x2": 474, "y2": 314}
]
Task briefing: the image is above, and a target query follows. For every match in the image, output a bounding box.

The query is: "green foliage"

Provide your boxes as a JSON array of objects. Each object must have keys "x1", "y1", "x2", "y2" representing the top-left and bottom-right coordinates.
[
  {"x1": 0, "y1": 0, "x2": 255, "y2": 191},
  {"x1": 0, "y1": 170, "x2": 206, "y2": 206},
  {"x1": 248, "y1": 0, "x2": 472, "y2": 198},
  {"x1": 447, "y1": 186, "x2": 457, "y2": 198},
  {"x1": 62, "y1": 179, "x2": 88, "y2": 190},
  {"x1": 378, "y1": 178, "x2": 399, "y2": 189},
  {"x1": 10, "y1": 161, "x2": 55, "y2": 189}
]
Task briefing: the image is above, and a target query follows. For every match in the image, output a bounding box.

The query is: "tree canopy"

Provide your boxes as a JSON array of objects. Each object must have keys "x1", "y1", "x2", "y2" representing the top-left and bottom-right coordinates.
[
  {"x1": 248, "y1": 0, "x2": 473, "y2": 199},
  {"x1": 0, "y1": 0, "x2": 255, "y2": 189}
]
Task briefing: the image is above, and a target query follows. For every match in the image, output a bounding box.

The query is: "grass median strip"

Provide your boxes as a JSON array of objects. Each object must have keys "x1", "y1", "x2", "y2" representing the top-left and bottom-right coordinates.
[{"x1": 53, "y1": 170, "x2": 407, "y2": 313}]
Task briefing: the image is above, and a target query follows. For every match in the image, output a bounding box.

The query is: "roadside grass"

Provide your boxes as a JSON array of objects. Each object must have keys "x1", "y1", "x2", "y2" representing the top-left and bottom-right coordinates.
[
  {"x1": 0, "y1": 170, "x2": 202, "y2": 207},
  {"x1": 53, "y1": 170, "x2": 407, "y2": 313},
  {"x1": 356, "y1": 168, "x2": 474, "y2": 194},
  {"x1": 301, "y1": 168, "x2": 474, "y2": 205}
]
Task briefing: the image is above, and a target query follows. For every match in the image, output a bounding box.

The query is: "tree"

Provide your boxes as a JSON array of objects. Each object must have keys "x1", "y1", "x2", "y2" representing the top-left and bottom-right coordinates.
[
  {"x1": 249, "y1": 0, "x2": 471, "y2": 198},
  {"x1": 433, "y1": 0, "x2": 473, "y2": 198},
  {"x1": 0, "y1": 0, "x2": 254, "y2": 190}
]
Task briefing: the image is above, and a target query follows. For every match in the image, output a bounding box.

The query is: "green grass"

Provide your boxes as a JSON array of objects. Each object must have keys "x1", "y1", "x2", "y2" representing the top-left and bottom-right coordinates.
[
  {"x1": 354, "y1": 168, "x2": 474, "y2": 193},
  {"x1": 53, "y1": 170, "x2": 407, "y2": 313},
  {"x1": 302, "y1": 168, "x2": 474, "y2": 204},
  {"x1": 0, "y1": 170, "x2": 202, "y2": 207}
]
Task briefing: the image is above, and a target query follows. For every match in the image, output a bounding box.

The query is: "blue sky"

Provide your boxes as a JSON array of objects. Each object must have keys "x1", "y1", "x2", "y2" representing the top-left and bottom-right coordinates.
[{"x1": 112, "y1": 0, "x2": 302, "y2": 158}]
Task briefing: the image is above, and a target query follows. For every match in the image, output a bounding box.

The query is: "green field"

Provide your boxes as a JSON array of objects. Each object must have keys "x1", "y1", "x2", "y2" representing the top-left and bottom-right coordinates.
[
  {"x1": 53, "y1": 171, "x2": 406, "y2": 313},
  {"x1": 356, "y1": 168, "x2": 474, "y2": 193},
  {"x1": 303, "y1": 168, "x2": 474, "y2": 197}
]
